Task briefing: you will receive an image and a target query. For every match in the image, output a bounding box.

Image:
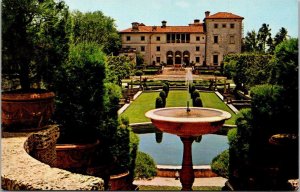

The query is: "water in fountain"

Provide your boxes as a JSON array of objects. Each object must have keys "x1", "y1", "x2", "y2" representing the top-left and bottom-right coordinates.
[{"x1": 185, "y1": 68, "x2": 193, "y2": 112}]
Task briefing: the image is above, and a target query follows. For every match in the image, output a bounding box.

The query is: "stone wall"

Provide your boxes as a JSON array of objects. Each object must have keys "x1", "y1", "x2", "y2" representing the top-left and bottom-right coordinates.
[{"x1": 1, "y1": 125, "x2": 104, "y2": 190}]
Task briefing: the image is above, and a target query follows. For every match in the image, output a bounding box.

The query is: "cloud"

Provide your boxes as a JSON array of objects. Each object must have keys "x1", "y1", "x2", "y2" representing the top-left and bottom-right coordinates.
[{"x1": 175, "y1": 1, "x2": 190, "y2": 8}]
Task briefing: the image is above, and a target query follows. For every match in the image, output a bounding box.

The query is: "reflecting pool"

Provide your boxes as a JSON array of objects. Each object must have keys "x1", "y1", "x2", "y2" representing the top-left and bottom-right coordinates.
[{"x1": 138, "y1": 133, "x2": 228, "y2": 165}]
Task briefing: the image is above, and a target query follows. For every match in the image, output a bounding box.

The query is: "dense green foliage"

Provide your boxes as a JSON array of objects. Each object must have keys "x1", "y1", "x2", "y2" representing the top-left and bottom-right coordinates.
[
  {"x1": 54, "y1": 42, "x2": 106, "y2": 143},
  {"x1": 223, "y1": 53, "x2": 272, "y2": 91},
  {"x1": 194, "y1": 97, "x2": 203, "y2": 107},
  {"x1": 106, "y1": 55, "x2": 135, "y2": 86},
  {"x1": 243, "y1": 23, "x2": 288, "y2": 54},
  {"x1": 71, "y1": 11, "x2": 121, "y2": 55},
  {"x1": 225, "y1": 39, "x2": 298, "y2": 190},
  {"x1": 211, "y1": 149, "x2": 229, "y2": 178},
  {"x1": 192, "y1": 90, "x2": 200, "y2": 106},
  {"x1": 155, "y1": 97, "x2": 164, "y2": 108},
  {"x1": 134, "y1": 151, "x2": 157, "y2": 179},
  {"x1": 162, "y1": 83, "x2": 169, "y2": 97},
  {"x1": 159, "y1": 91, "x2": 167, "y2": 107},
  {"x1": 110, "y1": 117, "x2": 139, "y2": 175},
  {"x1": 2, "y1": 0, "x2": 70, "y2": 90}
]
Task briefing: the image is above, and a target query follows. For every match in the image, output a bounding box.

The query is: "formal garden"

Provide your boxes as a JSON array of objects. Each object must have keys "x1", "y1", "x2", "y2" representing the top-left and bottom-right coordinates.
[{"x1": 1, "y1": 0, "x2": 298, "y2": 191}]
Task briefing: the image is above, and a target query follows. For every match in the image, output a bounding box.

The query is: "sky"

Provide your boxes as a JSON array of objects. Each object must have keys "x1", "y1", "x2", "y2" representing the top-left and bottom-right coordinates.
[{"x1": 64, "y1": 0, "x2": 298, "y2": 38}]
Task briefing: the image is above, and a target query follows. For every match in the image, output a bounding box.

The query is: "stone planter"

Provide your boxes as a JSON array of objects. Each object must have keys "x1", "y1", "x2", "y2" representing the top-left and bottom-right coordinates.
[
  {"x1": 109, "y1": 171, "x2": 133, "y2": 191},
  {"x1": 2, "y1": 90, "x2": 55, "y2": 131},
  {"x1": 55, "y1": 140, "x2": 100, "y2": 174}
]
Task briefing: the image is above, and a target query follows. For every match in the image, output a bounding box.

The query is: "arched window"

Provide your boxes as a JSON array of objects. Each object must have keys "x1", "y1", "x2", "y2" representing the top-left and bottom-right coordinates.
[
  {"x1": 175, "y1": 51, "x2": 182, "y2": 64},
  {"x1": 166, "y1": 51, "x2": 174, "y2": 65}
]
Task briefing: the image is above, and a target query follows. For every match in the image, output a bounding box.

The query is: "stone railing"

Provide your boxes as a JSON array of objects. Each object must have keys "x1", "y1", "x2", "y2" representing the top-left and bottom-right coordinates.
[{"x1": 1, "y1": 125, "x2": 104, "y2": 190}]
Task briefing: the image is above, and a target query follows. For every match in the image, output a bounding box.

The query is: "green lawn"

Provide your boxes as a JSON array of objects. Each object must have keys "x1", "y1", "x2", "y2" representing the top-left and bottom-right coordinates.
[
  {"x1": 200, "y1": 92, "x2": 237, "y2": 125},
  {"x1": 121, "y1": 90, "x2": 236, "y2": 125}
]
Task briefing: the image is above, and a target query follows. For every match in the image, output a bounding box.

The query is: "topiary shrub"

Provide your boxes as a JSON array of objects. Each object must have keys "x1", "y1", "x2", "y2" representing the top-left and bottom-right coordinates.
[
  {"x1": 134, "y1": 151, "x2": 157, "y2": 179},
  {"x1": 155, "y1": 97, "x2": 164, "y2": 108},
  {"x1": 192, "y1": 90, "x2": 200, "y2": 100},
  {"x1": 159, "y1": 91, "x2": 167, "y2": 107},
  {"x1": 211, "y1": 149, "x2": 229, "y2": 178},
  {"x1": 189, "y1": 84, "x2": 195, "y2": 98},
  {"x1": 192, "y1": 90, "x2": 200, "y2": 106},
  {"x1": 194, "y1": 97, "x2": 203, "y2": 107},
  {"x1": 162, "y1": 83, "x2": 169, "y2": 98}
]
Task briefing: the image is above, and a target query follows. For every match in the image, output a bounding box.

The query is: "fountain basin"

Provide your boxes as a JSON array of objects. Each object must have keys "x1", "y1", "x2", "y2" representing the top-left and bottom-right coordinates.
[{"x1": 145, "y1": 107, "x2": 231, "y2": 137}]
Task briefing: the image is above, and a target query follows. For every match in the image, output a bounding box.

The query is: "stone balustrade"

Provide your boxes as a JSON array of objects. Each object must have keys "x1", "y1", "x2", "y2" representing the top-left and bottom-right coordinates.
[{"x1": 1, "y1": 125, "x2": 104, "y2": 190}]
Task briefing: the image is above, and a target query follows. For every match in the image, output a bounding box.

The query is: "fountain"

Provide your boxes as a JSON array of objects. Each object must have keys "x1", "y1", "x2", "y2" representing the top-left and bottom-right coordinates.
[{"x1": 145, "y1": 69, "x2": 231, "y2": 190}]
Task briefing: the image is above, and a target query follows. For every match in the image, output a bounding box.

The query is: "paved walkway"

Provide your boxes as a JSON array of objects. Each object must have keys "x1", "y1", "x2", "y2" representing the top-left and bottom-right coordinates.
[{"x1": 133, "y1": 177, "x2": 227, "y2": 187}]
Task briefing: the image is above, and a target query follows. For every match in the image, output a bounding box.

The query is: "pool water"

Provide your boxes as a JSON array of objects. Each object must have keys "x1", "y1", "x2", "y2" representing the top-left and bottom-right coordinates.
[{"x1": 138, "y1": 133, "x2": 228, "y2": 165}]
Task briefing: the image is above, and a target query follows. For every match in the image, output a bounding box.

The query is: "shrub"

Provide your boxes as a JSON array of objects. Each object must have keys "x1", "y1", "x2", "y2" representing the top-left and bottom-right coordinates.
[
  {"x1": 134, "y1": 151, "x2": 157, "y2": 179},
  {"x1": 159, "y1": 91, "x2": 167, "y2": 107},
  {"x1": 211, "y1": 149, "x2": 229, "y2": 178},
  {"x1": 214, "y1": 71, "x2": 221, "y2": 76},
  {"x1": 192, "y1": 90, "x2": 200, "y2": 100},
  {"x1": 189, "y1": 84, "x2": 195, "y2": 98},
  {"x1": 54, "y1": 42, "x2": 106, "y2": 143},
  {"x1": 194, "y1": 97, "x2": 203, "y2": 107},
  {"x1": 162, "y1": 83, "x2": 169, "y2": 97},
  {"x1": 155, "y1": 97, "x2": 164, "y2": 108}
]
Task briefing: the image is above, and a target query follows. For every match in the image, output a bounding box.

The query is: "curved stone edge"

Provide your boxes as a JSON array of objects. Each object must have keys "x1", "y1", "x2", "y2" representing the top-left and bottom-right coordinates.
[{"x1": 1, "y1": 125, "x2": 104, "y2": 190}]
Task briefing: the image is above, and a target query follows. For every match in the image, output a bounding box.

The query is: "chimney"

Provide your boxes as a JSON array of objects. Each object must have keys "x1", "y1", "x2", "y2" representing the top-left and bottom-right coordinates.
[
  {"x1": 205, "y1": 11, "x2": 210, "y2": 17},
  {"x1": 194, "y1": 19, "x2": 200, "y2": 24},
  {"x1": 161, "y1": 20, "x2": 167, "y2": 28},
  {"x1": 131, "y1": 22, "x2": 139, "y2": 31}
]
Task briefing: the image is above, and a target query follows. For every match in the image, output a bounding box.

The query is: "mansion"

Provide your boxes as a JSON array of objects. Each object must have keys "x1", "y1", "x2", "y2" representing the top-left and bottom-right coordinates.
[{"x1": 119, "y1": 11, "x2": 244, "y2": 67}]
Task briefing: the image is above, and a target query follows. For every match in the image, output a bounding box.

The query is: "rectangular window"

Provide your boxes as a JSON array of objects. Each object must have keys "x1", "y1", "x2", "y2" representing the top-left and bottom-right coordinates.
[
  {"x1": 156, "y1": 36, "x2": 161, "y2": 41},
  {"x1": 141, "y1": 36, "x2": 145, "y2": 41},
  {"x1": 181, "y1": 34, "x2": 185, "y2": 43},
  {"x1": 172, "y1": 34, "x2": 176, "y2": 43},
  {"x1": 156, "y1": 46, "x2": 160, "y2": 52},
  {"x1": 196, "y1": 46, "x2": 200, "y2": 51},
  {"x1": 230, "y1": 35, "x2": 235, "y2": 44},
  {"x1": 196, "y1": 36, "x2": 200, "y2": 41},
  {"x1": 126, "y1": 36, "x2": 131, "y2": 41},
  {"x1": 196, "y1": 57, "x2": 200, "y2": 63},
  {"x1": 213, "y1": 55, "x2": 219, "y2": 65},
  {"x1": 156, "y1": 57, "x2": 161, "y2": 63},
  {"x1": 186, "y1": 34, "x2": 190, "y2": 43},
  {"x1": 214, "y1": 23, "x2": 218, "y2": 28},
  {"x1": 167, "y1": 34, "x2": 170, "y2": 43},
  {"x1": 141, "y1": 46, "x2": 145, "y2": 52},
  {"x1": 176, "y1": 34, "x2": 180, "y2": 43},
  {"x1": 222, "y1": 24, "x2": 226, "y2": 28},
  {"x1": 213, "y1": 36, "x2": 218, "y2": 44},
  {"x1": 230, "y1": 23, "x2": 235, "y2": 28}
]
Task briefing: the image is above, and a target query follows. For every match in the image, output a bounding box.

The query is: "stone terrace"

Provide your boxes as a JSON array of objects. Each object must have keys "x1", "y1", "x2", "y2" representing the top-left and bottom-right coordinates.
[{"x1": 1, "y1": 125, "x2": 104, "y2": 190}]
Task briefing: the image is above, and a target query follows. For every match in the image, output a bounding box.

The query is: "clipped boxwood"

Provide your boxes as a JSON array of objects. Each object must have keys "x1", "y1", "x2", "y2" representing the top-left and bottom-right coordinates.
[
  {"x1": 162, "y1": 83, "x2": 169, "y2": 97},
  {"x1": 155, "y1": 97, "x2": 164, "y2": 108},
  {"x1": 134, "y1": 151, "x2": 157, "y2": 179},
  {"x1": 211, "y1": 149, "x2": 229, "y2": 178},
  {"x1": 194, "y1": 97, "x2": 203, "y2": 107},
  {"x1": 192, "y1": 90, "x2": 200, "y2": 100},
  {"x1": 159, "y1": 91, "x2": 167, "y2": 107}
]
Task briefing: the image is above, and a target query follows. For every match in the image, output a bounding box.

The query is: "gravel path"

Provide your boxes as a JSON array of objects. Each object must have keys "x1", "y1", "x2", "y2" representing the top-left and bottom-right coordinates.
[{"x1": 134, "y1": 176, "x2": 227, "y2": 187}]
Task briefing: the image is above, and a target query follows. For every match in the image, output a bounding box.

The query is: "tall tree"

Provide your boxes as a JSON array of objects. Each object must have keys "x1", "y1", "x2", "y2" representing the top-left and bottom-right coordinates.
[
  {"x1": 71, "y1": 11, "x2": 121, "y2": 55},
  {"x1": 274, "y1": 27, "x2": 288, "y2": 47},
  {"x1": 244, "y1": 30, "x2": 258, "y2": 52},
  {"x1": 257, "y1": 23, "x2": 272, "y2": 53},
  {"x1": 2, "y1": 0, "x2": 70, "y2": 90}
]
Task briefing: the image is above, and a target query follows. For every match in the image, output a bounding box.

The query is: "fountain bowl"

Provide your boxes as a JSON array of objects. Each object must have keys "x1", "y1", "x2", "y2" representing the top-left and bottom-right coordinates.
[{"x1": 145, "y1": 107, "x2": 231, "y2": 137}]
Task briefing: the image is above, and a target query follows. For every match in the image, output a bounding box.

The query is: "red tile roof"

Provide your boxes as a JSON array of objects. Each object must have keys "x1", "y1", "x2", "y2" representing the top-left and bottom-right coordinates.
[
  {"x1": 120, "y1": 25, "x2": 204, "y2": 33},
  {"x1": 205, "y1": 12, "x2": 244, "y2": 19}
]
